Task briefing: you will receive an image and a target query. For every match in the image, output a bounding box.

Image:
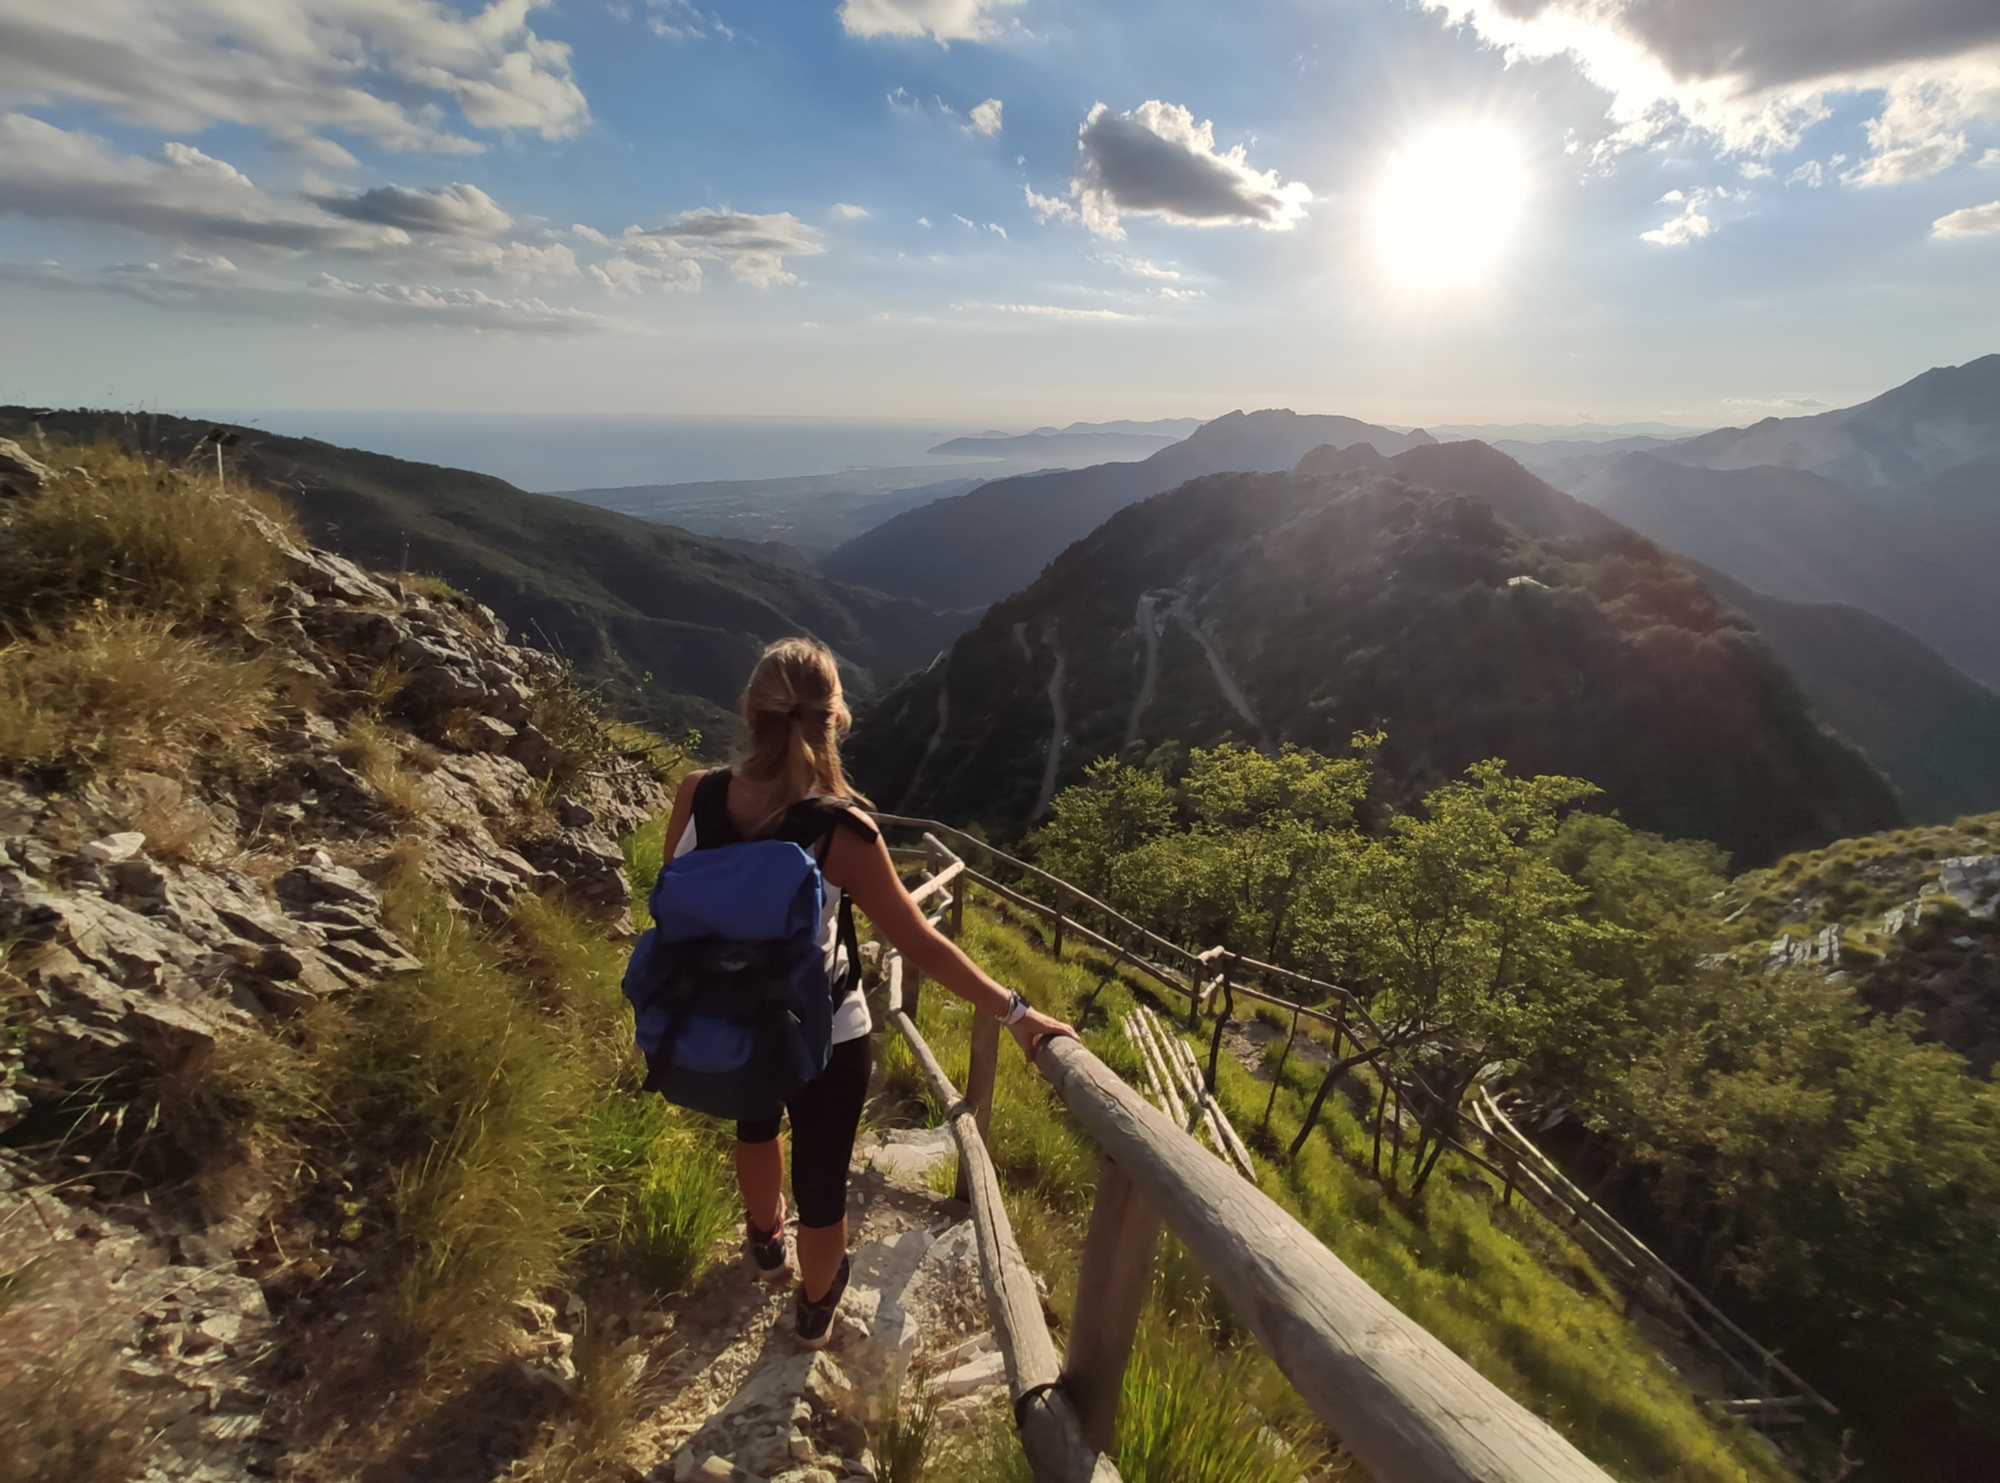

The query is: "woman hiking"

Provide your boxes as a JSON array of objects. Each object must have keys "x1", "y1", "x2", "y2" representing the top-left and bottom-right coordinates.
[{"x1": 657, "y1": 637, "x2": 1076, "y2": 1348}]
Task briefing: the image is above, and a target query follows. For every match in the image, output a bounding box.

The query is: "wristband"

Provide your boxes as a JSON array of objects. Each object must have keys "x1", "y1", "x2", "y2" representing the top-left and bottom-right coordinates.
[{"x1": 1003, "y1": 990, "x2": 1030, "y2": 1026}]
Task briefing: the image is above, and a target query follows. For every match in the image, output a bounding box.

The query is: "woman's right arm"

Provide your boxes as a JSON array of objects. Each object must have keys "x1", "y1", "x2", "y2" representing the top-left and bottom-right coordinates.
[
  {"x1": 827, "y1": 824, "x2": 1075, "y2": 1061},
  {"x1": 660, "y1": 769, "x2": 705, "y2": 861}
]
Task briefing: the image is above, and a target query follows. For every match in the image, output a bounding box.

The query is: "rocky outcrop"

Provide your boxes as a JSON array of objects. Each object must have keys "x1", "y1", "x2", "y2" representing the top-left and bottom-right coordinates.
[{"x1": 0, "y1": 486, "x2": 677, "y2": 1482}]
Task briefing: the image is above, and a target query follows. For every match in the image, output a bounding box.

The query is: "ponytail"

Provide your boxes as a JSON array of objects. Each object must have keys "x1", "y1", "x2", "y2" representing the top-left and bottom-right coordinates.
[{"x1": 737, "y1": 638, "x2": 869, "y2": 831}]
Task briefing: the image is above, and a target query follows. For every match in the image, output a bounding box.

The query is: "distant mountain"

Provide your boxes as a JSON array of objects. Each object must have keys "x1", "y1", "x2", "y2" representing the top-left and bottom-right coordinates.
[
  {"x1": 849, "y1": 442, "x2": 1901, "y2": 866},
  {"x1": 1565, "y1": 450, "x2": 2000, "y2": 687},
  {"x1": 1693, "y1": 567, "x2": 2000, "y2": 824},
  {"x1": 926, "y1": 431, "x2": 1180, "y2": 460},
  {"x1": 819, "y1": 410, "x2": 1437, "y2": 609},
  {"x1": 1656, "y1": 354, "x2": 2000, "y2": 488},
  {"x1": 1, "y1": 408, "x2": 965, "y2": 741}
]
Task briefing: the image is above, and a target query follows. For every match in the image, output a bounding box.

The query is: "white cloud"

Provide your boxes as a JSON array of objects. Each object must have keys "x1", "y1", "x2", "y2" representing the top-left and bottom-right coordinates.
[
  {"x1": 0, "y1": 113, "x2": 575, "y2": 279},
  {"x1": 831, "y1": 202, "x2": 871, "y2": 219},
  {"x1": 644, "y1": 0, "x2": 737, "y2": 43},
  {"x1": 1024, "y1": 185, "x2": 1077, "y2": 224},
  {"x1": 986, "y1": 222, "x2": 1007, "y2": 237},
  {"x1": 968, "y1": 98, "x2": 1003, "y2": 135},
  {"x1": 1641, "y1": 186, "x2": 1735, "y2": 245},
  {"x1": 953, "y1": 300, "x2": 1131, "y2": 320},
  {"x1": 1933, "y1": 199, "x2": 2000, "y2": 238},
  {"x1": 1036, "y1": 102, "x2": 1312, "y2": 240},
  {"x1": 1421, "y1": 1, "x2": 2000, "y2": 186},
  {"x1": 0, "y1": 1, "x2": 589, "y2": 159},
  {"x1": 839, "y1": 0, "x2": 1024, "y2": 45},
  {"x1": 598, "y1": 209, "x2": 826, "y2": 293},
  {"x1": 0, "y1": 254, "x2": 616, "y2": 332},
  {"x1": 952, "y1": 213, "x2": 976, "y2": 229}
]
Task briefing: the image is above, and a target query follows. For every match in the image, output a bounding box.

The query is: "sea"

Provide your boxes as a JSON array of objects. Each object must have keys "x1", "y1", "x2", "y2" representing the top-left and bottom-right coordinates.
[{"x1": 192, "y1": 412, "x2": 1011, "y2": 493}]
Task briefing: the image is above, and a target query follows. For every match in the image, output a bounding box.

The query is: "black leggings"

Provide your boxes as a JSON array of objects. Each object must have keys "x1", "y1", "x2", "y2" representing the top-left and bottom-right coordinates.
[{"x1": 736, "y1": 1035, "x2": 871, "y2": 1229}]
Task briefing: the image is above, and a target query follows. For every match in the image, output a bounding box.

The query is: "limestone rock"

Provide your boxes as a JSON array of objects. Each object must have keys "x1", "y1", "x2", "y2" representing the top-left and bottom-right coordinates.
[{"x1": 0, "y1": 437, "x2": 51, "y2": 498}]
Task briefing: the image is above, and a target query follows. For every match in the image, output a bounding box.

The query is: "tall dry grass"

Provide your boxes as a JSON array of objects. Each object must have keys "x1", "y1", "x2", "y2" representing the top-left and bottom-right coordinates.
[{"x1": 0, "y1": 612, "x2": 275, "y2": 775}]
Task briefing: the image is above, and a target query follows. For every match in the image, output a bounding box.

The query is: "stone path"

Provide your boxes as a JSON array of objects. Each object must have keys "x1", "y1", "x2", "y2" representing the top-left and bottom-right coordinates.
[{"x1": 626, "y1": 1128, "x2": 1009, "y2": 1483}]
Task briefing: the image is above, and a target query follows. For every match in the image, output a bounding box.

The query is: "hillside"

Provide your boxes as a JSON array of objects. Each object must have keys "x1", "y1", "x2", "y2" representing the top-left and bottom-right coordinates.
[
  {"x1": 0, "y1": 409, "x2": 964, "y2": 741},
  {"x1": 1693, "y1": 566, "x2": 2000, "y2": 823},
  {"x1": 1658, "y1": 353, "x2": 2000, "y2": 487},
  {"x1": 1526, "y1": 356, "x2": 2000, "y2": 689},
  {"x1": 1567, "y1": 450, "x2": 2000, "y2": 687},
  {"x1": 849, "y1": 441, "x2": 1902, "y2": 865},
  {"x1": 817, "y1": 409, "x2": 1438, "y2": 609},
  {"x1": 1716, "y1": 813, "x2": 2000, "y2": 1074}
]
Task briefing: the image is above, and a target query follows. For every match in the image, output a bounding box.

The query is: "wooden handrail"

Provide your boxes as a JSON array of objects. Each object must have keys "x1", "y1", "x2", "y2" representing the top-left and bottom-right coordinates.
[
  {"x1": 874, "y1": 813, "x2": 1831, "y2": 1466},
  {"x1": 1034, "y1": 1036, "x2": 1614, "y2": 1482},
  {"x1": 883, "y1": 956, "x2": 1117, "y2": 1482}
]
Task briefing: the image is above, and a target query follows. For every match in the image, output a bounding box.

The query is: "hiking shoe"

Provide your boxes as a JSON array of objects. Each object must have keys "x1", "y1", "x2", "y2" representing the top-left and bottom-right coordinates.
[
  {"x1": 794, "y1": 1256, "x2": 850, "y2": 1350},
  {"x1": 744, "y1": 1210, "x2": 791, "y2": 1283}
]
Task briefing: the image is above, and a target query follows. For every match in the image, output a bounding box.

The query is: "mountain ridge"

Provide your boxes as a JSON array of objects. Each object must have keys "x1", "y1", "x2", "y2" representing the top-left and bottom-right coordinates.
[
  {"x1": 817, "y1": 409, "x2": 1438, "y2": 609},
  {"x1": 850, "y1": 441, "x2": 1902, "y2": 865}
]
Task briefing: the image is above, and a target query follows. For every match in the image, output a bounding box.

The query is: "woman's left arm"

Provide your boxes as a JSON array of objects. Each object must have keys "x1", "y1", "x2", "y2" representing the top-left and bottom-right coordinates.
[{"x1": 826, "y1": 824, "x2": 1076, "y2": 1061}]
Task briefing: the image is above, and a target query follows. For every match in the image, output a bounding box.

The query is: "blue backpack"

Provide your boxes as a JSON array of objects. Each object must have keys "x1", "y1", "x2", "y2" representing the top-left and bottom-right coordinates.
[{"x1": 623, "y1": 773, "x2": 863, "y2": 1121}]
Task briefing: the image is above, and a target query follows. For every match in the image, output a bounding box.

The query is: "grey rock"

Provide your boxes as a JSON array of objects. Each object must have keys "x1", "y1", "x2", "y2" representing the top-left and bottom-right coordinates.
[
  {"x1": 0, "y1": 437, "x2": 52, "y2": 498},
  {"x1": 467, "y1": 716, "x2": 519, "y2": 753},
  {"x1": 275, "y1": 856, "x2": 378, "y2": 914},
  {"x1": 79, "y1": 831, "x2": 148, "y2": 864},
  {"x1": 522, "y1": 827, "x2": 632, "y2": 922}
]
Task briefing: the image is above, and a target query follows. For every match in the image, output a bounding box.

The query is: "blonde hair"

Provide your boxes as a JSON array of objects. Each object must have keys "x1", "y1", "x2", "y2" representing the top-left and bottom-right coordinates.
[{"x1": 737, "y1": 638, "x2": 868, "y2": 826}]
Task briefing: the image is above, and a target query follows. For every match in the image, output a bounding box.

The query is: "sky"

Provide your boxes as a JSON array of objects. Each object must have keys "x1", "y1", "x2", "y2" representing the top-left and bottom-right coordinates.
[{"x1": 1, "y1": 0, "x2": 1998, "y2": 429}]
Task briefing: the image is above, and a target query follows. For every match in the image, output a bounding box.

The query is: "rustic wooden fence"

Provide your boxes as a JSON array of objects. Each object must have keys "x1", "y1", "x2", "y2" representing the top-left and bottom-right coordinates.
[
  {"x1": 872, "y1": 811, "x2": 1832, "y2": 1439},
  {"x1": 879, "y1": 827, "x2": 1626, "y2": 1483}
]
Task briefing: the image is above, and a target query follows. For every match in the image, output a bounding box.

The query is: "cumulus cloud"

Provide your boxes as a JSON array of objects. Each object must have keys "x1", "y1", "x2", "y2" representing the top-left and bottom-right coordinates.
[
  {"x1": 1933, "y1": 199, "x2": 2000, "y2": 237},
  {"x1": 968, "y1": 98, "x2": 1003, "y2": 135},
  {"x1": 0, "y1": 0, "x2": 589, "y2": 160},
  {"x1": 830, "y1": 202, "x2": 871, "y2": 219},
  {"x1": 1421, "y1": 1, "x2": 2000, "y2": 185},
  {"x1": 1640, "y1": 186, "x2": 1744, "y2": 244},
  {"x1": 1033, "y1": 102, "x2": 1312, "y2": 240},
  {"x1": 592, "y1": 209, "x2": 826, "y2": 293},
  {"x1": 0, "y1": 254, "x2": 615, "y2": 332},
  {"x1": 839, "y1": 0, "x2": 1024, "y2": 45},
  {"x1": 0, "y1": 114, "x2": 576, "y2": 279}
]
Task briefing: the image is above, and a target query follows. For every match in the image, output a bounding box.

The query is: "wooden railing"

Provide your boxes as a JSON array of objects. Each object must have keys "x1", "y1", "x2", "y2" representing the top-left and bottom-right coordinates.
[
  {"x1": 877, "y1": 829, "x2": 1618, "y2": 1483},
  {"x1": 875, "y1": 813, "x2": 1833, "y2": 1432}
]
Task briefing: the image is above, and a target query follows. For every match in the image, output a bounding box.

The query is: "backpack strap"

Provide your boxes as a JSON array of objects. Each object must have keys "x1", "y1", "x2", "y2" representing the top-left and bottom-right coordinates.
[{"x1": 688, "y1": 769, "x2": 737, "y2": 851}]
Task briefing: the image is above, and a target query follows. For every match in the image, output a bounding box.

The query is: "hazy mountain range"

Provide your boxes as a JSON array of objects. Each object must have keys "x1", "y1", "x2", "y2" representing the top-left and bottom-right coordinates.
[
  {"x1": 1518, "y1": 355, "x2": 2000, "y2": 689},
  {"x1": 819, "y1": 410, "x2": 1439, "y2": 608},
  {"x1": 846, "y1": 440, "x2": 1901, "y2": 865}
]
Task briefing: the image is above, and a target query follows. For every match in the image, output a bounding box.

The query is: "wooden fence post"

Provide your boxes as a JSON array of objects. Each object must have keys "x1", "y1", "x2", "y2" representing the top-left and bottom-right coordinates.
[
  {"x1": 1052, "y1": 911, "x2": 1066, "y2": 958},
  {"x1": 958, "y1": 1008, "x2": 1002, "y2": 1202},
  {"x1": 1260, "y1": 1004, "x2": 1301, "y2": 1137},
  {"x1": 1062, "y1": 1156, "x2": 1161, "y2": 1454}
]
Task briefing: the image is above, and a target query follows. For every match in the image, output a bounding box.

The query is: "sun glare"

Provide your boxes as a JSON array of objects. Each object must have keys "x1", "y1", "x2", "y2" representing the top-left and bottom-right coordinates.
[{"x1": 1372, "y1": 124, "x2": 1529, "y2": 291}]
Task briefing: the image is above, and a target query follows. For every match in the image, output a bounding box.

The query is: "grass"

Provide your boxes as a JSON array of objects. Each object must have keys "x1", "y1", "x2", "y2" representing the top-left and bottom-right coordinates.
[
  {"x1": 870, "y1": 1360, "x2": 946, "y2": 1483},
  {"x1": 0, "y1": 611, "x2": 276, "y2": 777},
  {"x1": 0, "y1": 442, "x2": 294, "y2": 626},
  {"x1": 918, "y1": 902, "x2": 1792, "y2": 1483}
]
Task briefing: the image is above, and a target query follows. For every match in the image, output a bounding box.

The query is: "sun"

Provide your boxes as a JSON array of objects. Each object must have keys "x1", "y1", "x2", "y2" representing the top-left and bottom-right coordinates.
[{"x1": 1372, "y1": 124, "x2": 1530, "y2": 290}]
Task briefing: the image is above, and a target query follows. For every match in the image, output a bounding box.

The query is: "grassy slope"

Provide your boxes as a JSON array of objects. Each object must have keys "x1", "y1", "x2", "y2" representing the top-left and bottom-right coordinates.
[
  {"x1": 0, "y1": 410, "x2": 961, "y2": 741},
  {"x1": 901, "y1": 904, "x2": 1789, "y2": 1483}
]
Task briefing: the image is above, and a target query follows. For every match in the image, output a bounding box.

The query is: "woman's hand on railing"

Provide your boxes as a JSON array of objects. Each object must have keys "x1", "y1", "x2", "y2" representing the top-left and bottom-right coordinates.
[{"x1": 1011, "y1": 1006, "x2": 1077, "y2": 1063}]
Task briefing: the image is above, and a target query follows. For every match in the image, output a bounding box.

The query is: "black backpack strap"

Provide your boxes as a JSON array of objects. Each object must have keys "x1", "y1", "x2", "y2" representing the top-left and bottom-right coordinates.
[
  {"x1": 689, "y1": 769, "x2": 736, "y2": 851},
  {"x1": 835, "y1": 894, "x2": 862, "y2": 1000}
]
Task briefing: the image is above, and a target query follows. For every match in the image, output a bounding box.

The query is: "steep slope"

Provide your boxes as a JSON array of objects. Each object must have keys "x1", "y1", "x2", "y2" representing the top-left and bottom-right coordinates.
[
  {"x1": 849, "y1": 443, "x2": 1901, "y2": 865},
  {"x1": 1568, "y1": 450, "x2": 2000, "y2": 685},
  {"x1": 1658, "y1": 352, "x2": 2000, "y2": 487},
  {"x1": 818, "y1": 409, "x2": 1436, "y2": 608},
  {"x1": 0, "y1": 409, "x2": 962, "y2": 738},
  {"x1": 1691, "y1": 566, "x2": 2000, "y2": 824}
]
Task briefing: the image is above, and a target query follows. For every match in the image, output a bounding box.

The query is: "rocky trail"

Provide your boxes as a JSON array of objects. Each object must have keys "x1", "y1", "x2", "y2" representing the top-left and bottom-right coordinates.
[{"x1": 621, "y1": 1128, "x2": 1009, "y2": 1483}]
